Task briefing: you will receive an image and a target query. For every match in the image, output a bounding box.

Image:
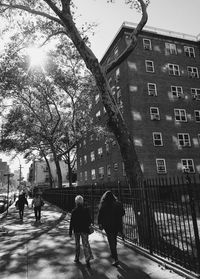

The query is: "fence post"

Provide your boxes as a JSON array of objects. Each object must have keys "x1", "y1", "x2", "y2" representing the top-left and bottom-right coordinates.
[
  {"x1": 118, "y1": 179, "x2": 122, "y2": 202},
  {"x1": 91, "y1": 184, "x2": 95, "y2": 223},
  {"x1": 143, "y1": 180, "x2": 153, "y2": 254},
  {"x1": 186, "y1": 174, "x2": 200, "y2": 273}
]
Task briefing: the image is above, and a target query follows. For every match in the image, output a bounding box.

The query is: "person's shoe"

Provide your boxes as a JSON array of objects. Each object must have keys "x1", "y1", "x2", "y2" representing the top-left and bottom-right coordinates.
[
  {"x1": 74, "y1": 259, "x2": 80, "y2": 263},
  {"x1": 112, "y1": 260, "x2": 119, "y2": 267},
  {"x1": 86, "y1": 261, "x2": 91, "y2": 268}
]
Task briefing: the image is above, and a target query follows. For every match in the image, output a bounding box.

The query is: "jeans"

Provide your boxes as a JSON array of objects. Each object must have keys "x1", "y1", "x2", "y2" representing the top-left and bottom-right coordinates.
[
  {"x1": 19, "y1": 209, "x2": 24, "y2": 220},
  {"x1": 34, "y1": 206, "x2": 41, "y2": 221},
  {"x1": 74, "y1": 232, "x2": 93, "y2": 262}
]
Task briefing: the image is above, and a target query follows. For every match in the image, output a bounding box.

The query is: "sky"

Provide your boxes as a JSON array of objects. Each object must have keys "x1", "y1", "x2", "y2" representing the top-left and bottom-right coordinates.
[
  {"x1": 1, "y1": 0, "x2": 200, "y2": 178},
  {"x1": 74, "y1": 0, "x2": 200, "y2": 60}
]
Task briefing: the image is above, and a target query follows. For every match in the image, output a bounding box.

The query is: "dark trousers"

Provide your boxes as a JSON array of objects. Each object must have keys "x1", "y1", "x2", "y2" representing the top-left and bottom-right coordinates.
[
  {"x1": 34, "y1": 206, "x2": 41, "y2": 221},
  {"x1": 105, "y1": 231, "x2": 118, "y2": 261},
  {"x1": 19, "y1": 208, "x2": 24, "y2": 220}
]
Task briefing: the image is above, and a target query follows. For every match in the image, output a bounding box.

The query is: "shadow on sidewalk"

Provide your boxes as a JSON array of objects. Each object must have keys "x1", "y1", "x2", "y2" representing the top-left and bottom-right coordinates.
[{"x1": 0, "y1": 205, "x2": 67, "y2": 275}]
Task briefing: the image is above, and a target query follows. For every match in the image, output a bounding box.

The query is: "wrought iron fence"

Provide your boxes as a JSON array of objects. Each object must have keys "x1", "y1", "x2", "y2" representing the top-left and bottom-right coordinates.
[{"x1": 42, "y1": 175, "x2": 200, "y2": 275}]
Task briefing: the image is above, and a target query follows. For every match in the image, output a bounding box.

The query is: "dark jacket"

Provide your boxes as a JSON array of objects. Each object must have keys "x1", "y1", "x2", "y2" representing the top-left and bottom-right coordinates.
[
  {"x1": 69, "y1": 205, "x2": 92, "y2": 235},
  {"x1": 16, "y1": 195, "x2": 28, "y2": 210},
  {"x1": 98, "y1": 201, "x2": 125, "y2": 233}
]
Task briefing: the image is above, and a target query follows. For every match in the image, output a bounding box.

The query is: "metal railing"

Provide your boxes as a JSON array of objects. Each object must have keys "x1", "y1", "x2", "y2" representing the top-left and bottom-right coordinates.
[{"x1": 42, "y1": 175, "x2": 200, "y2": 275}]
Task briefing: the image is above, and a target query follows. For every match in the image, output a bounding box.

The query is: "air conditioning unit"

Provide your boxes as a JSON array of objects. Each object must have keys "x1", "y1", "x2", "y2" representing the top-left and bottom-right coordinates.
[
  {"x1": 189, "y1": 72, "x2": 196, "y2": 78},
  {"x1": 184, "y1": 142, "x2": 190, "y2": 147},
  {"x1": 152, "y1": 115, "x2": 160, "y2": 120},
  {"x1": 149, "y1": 92, "x2": 156, "y2": 96},
  {"x1": 144, "y1": 45, "x2": 150, "y2": 50},
  {"x1": 178, "y1": 93, "x2": 184, "y2": 99}
]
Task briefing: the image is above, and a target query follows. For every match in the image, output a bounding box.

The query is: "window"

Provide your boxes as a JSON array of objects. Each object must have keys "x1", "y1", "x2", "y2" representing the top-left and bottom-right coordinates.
[
  {"x1": 116, "y1": 89, "x2": 122, "y2": 105},
  {"x1": 84, "y1": 155, "x2": 87, "y2": 164},
  {"x1": 177, "y1": 133, "x2": 191, "y2": 147},
  {"x1": 147, "y1": 83, "x2": 157, "y2": 96},
  {"x1": 165, "y1": 43, "x2": 177, "y2": 55},
  {"x1": 80, "y1": 172, "x2": 83, "y2": 181},
  {"x1": 125, "y1": 33, "x2": 131, "y2": 45},
  {"x1": 91, "y1": 169, "x2": 96, "y2": 180},
  {"x1": 194, "y1": 110, "x2": 200, "y2": 122},
  {"x1": 156, "y1": 159, "x2": 167, "y2": 174},
  {"x1": 122, "y1": 162, "x2": 126, "y2": 176},
  {"x1": 198, "y1": 134, "x2": 200, "y2": 144},
  {"x1": 145, "y1": 60, "x2": 154, "y2": 73},
  {"x1": 112, "y1": 140, "x2": 117, "y2": 146},
  {"x1": 79, "y1": 157, "x2": 82, "y2": 166},
  {"x1": 95, "y1": 94, "x2": 100, "y2": 104},
  {"x1": 143, "y1": 38, "x2": 152, "y2": 50},
  {"x1": 168, "y1": 64, "x2": 180, "y2": 76},
  {"x1": 150, "y1": 107, "x2": 160, "y2": 120},
  {"x1": 90, "y1": 151, "x2": 95, "y2": 162},
  {"x1": 98, "y1": 147, "x2": 103, "y2": 158},
  {"x1": 113, "y1": 47, "x2": 119, "y2": 58},
  {"x1": 115, "y1": 68, "x2": 120, "y2": 83},
  {"x1": 174, "y1": 109, "x2": 187, "y2": 122},
  {"x1": 181, "y1": 159, "x2": 195, "y2": 173},
  {"x1": 153, "y1": 132, "x2": 163, "y2": 146},
  {"x1": 184, "y1": 46, "x2": 195, "y2": 58},
  {"x1": 90, "y1": 134, "x2": 94, "y2": 141},
  {"x1": 84, "y1": 171, "x2": 88, "y2": 181},
  {"x1": 105, "y1": 142, "x2": 110, "y2": 154},
  {"x1": 187, "y1": 66, "x2": 199, "y2": 78},
  {"x1": 96, "y1": 110, "x2": 101, "y2": 119},
  {"x1": 107, "y1": 165, "x2": 111, "y2": 176},
  {"x1": 99, "y1": 167, "x2": 104, "y2": 179},
  {"x1": 114, "y1": 163, "x2": 118, "y2": 171},
  {"x1": 191, "y1": 88, "x2": 200, "y2": 100},
  {"x1": 171, "y1": 86, "x2": 183, "y2": 98},
  {"x1": 83, "y1": 139, "x2": 86, "y2": 146}
]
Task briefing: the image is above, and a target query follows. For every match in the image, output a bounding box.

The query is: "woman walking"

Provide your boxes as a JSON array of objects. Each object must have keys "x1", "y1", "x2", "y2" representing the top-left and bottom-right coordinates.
[
  {"x1": 69, "y1": 195, "x2": 93, "y2": 268},
  {"x1": 98, "y1": 190, "x2": 125, "y2": 267},
  {"x1": 15, "y1": 193, "x2": 28, "y2": 221}
]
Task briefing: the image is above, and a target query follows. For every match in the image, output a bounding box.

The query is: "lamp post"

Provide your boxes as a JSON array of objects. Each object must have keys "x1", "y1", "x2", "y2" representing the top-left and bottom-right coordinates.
[{"x1": 4, "y1": 173, "x2": 14, "y2": 215}]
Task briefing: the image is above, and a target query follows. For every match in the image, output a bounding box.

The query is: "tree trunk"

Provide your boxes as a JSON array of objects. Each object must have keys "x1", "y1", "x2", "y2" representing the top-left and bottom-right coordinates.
[
  {"x1": 43, "y1": 155, "x2": 53, "y2": 188},
  {"x1": 51, "y1": 145, "x2": 62, "y2": 188},
  {"x1": 66, "y1": 152, "x2": 72, "y2": 187}
]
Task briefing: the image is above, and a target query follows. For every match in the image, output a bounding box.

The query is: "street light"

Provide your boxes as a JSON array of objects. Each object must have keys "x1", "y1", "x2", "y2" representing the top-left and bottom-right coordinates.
[{"x1": 4, "y1": 173, "x2": 14, "y2": 215}]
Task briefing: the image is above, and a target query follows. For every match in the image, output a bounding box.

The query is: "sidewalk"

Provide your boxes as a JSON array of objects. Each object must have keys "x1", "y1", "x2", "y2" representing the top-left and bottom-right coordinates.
[{"x1": 0, "y1": 200, "x2": 188, "y2": 279}]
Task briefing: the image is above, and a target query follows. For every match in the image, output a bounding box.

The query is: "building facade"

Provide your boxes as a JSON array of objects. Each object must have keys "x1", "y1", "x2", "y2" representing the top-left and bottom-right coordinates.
[
  {"x1": 28, "y1": 159, "x2": 69, "y2": 189},
  {"x1": 77, "y1": 22, "x2": 200, "y2": 186}
]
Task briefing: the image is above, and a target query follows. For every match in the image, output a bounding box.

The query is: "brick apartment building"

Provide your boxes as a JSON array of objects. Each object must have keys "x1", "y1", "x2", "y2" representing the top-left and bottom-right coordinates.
[{"x1": 77, "y1": 22, "x2": 200, "y2": 186}]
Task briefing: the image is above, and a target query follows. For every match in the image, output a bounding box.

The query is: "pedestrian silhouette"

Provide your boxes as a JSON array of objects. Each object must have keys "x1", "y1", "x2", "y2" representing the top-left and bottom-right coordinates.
[
  {"x1": 31, "y1": 193, "x2": 44, "y2": 222},
  {"x1": 98, "y1": 190, "x2": 125, "y2": 267},
  {"x1": 69, "y1": 195, "x2": 93, "y2": 268},
  {"x1": 15, "y1": 193, "x2": 28, "y2": 221}
]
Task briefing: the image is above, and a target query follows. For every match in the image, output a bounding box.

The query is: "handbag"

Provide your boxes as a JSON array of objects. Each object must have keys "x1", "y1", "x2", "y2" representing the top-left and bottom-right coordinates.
[{"x1": 89, "y1": 225, "x2": 94, "y2": 235}]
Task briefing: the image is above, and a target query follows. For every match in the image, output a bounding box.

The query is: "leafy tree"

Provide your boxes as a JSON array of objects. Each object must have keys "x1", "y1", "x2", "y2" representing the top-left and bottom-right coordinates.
[
  {"x1": 0, "y1": 0, "x2": 169, "y2": 248},
  {"x1": 0, "y1": 34, "x2": 95, "y2": 187}
]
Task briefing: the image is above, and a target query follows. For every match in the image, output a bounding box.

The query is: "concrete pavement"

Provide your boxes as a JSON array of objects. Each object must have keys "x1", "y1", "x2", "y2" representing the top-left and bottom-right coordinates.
[{"x1": 0, "y1": 200, "x2": 190, "y2": 279}]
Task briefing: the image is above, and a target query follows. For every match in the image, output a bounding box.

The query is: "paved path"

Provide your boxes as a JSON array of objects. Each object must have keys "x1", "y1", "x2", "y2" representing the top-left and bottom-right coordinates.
[{"x1": 0, "y1": 200, "x2": 189, "y2": 279}]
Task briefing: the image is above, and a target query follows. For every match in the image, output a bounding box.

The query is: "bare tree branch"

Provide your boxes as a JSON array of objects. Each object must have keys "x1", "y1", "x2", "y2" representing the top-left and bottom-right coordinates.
[
  {"x1": 40, "y1": 30, "x2": 68, "y2": 47},
  {"x1": 105, "y1": 0, "x2": 148, "y2": 74},
  {"x1": 0, "y1": 2, "x2": 64, "y2": 26}
]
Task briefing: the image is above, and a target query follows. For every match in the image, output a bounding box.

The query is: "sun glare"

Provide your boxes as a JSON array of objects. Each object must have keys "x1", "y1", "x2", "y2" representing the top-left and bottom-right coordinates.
[{"x1": 26, "y1": 47, "x2": 46, "y2": 70}]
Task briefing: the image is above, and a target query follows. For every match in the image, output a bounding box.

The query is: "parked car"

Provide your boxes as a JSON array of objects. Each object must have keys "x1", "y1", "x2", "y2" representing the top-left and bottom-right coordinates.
[{"x1": 0, "y1": 195, "x2": 8, "y2": 213}]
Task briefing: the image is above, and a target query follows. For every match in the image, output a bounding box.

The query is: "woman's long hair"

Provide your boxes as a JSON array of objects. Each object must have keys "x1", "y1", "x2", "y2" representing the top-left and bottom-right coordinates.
[{"x1": 99, "y1": 191, "x2": 117, "y2": 209}]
